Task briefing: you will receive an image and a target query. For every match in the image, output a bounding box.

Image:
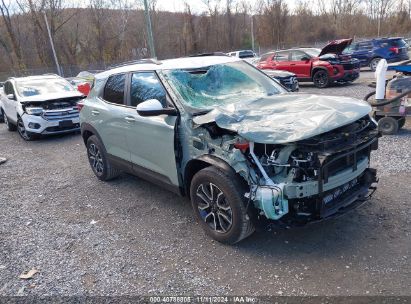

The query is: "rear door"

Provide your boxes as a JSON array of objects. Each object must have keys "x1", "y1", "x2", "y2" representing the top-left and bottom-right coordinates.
[
  {"x1": 272, "y1": 51, "x2": 293, "y2": 73},
  {"x1": 123, "y1": 71, "x2": 179, "y2": 186},
  {"x1": 347, "y1": 42, "x2": 372, "y2": 65},
  {"x1": 289, "y1": 50, "x2": 312, "y2": 77},
  {"x1": 257, "y1": 52, "x2": 275, "y2": 69},
  {"x1": 92, "y1": 73, "x2": 131, "y2": 162}
]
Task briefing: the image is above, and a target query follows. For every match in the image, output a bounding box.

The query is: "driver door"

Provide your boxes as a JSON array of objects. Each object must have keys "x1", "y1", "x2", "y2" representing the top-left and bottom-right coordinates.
[
  {"x1": 123, "y1": 71, "x2": 179, "y2": 187},
  {"x1": 289, "y1": 50, "x2": 312, "y2": 78}
]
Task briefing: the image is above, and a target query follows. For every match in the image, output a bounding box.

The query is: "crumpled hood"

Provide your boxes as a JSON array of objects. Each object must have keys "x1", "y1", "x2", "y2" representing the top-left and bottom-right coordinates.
[
  {"x1": 19, "y1": 91, "x2": 84, "y2": 103},
  {"x1": 193, "y1": 94, "x2": 372, "y2": 144},
  {"x1": 319, "y1": 38, "x2": 353, "y2": 56}
]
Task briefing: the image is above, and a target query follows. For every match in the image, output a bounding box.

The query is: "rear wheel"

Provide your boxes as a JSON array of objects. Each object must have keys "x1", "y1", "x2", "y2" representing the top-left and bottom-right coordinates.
[
  {"x1": 190, "y1": 166, "x2": 255, "y2": 244},
  {"x1": 3, "y1": 112, "x2": 17, "y2": 131},
  {"x1": 369, "y1": 58, "x2": 381, "y2": 72},
  {"x1": 17, "y1": 116, "x2": 37, "y2": 141},
  {"x1": 0, "y1": 108, "x2": 4, "y2": 123},
  {"x1": 312, "y1": 70, "x2": 330, "y2": 88},
  {"x1": 86, "y1": 135, "x2": 121, "y2": 181},
  {"x1": 378, "y1": 117, "x2": 399, "y2": 135}
]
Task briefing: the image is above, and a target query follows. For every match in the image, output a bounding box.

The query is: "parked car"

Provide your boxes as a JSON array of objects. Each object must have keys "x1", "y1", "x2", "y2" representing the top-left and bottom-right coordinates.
[
  {"x1": 80, "y1": 56, "x2": 379, "y2": 244},
  {"x1": 66, "y1": 77, "x2": 92, "y2": 96},
  {"x1": 257, "y1": 39, "x2": 360, "y2": 88},
  {"x1": 227, "y1": 50, "x2": 256, "y2": 59},
  {"x1": 343, "y1": 37, "x2": 409, "y2": 71},
  {"x1": 0, "y1": 75, "x2": 85, "y2": 140},
  {"x1": 262, "y1": 69, "x2": 299, "y2": 91}
]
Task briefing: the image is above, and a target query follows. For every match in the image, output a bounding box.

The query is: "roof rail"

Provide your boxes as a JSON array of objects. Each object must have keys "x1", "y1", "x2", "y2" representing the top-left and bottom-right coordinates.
[
  {"x1": 108, "y1": 58, "x2": 161, "y2": 69},
  {"x1": 189, "y1": 52, "x2": 228, "y2": 57}
]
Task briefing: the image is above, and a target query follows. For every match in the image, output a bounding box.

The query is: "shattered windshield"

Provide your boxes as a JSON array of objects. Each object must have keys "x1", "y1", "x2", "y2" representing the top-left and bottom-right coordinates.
[
  {"x1": 163, "y1": 61, "x2": 285, "y2": 111},
  {"x1": 16, "y1": 78, "x2": 76, "y2": 97}
]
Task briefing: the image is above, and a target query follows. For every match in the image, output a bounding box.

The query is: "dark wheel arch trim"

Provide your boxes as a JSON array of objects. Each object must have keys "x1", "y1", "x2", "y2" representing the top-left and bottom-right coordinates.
[
  {"x1": 311, "y1": 66, "x2": 328, "y2": 78},
  {"x1": 81, "y1": 123, "x2": 107, "y2": 153},
  {"x1": 184, "y1": 155, "x2": 244, "y2": 197}
]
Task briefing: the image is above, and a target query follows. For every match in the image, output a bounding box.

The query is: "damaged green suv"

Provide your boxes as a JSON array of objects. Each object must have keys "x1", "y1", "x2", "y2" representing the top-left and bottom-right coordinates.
[{"x1": 80, "y1": 56, "x2": 379, "y2": 244}]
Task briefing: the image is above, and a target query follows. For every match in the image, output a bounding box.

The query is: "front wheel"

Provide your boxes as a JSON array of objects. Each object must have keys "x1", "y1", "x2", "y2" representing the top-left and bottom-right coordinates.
[
  {"x1": 17, "y1": 117, "x2": 37, "y2": 141},
  {"x1": 190, "y1": 166, "x2": 255, "y2": 244},
  {"x1": 86, "y1": 135, "x2": 121, "y2": 181},
  {"x1": 312, "y1": 70, "x2": 330, "y2": 88}
]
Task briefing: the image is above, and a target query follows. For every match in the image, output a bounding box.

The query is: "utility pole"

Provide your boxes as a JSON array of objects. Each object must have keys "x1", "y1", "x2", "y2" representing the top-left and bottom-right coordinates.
[
  {"x1": 251, "y1": 14, "x2": 255, "y2": 52},
  {"x1": 143, "y1": 0, "x2": 156, "y2": 59},
  {"x1": 43, "y1": 11, "x2": 62, "y2": 76}
]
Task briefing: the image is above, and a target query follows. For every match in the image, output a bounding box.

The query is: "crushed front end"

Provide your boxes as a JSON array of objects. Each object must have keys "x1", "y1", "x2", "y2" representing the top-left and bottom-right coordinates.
[{"x1": 243, "y1": 115, "x2": 379, "y2": 225}]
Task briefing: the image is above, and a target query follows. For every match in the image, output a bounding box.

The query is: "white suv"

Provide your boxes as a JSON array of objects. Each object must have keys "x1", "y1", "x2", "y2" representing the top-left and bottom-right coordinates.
[{"x1": 0, "y1": 75, "x2": 85, "y2": 140}]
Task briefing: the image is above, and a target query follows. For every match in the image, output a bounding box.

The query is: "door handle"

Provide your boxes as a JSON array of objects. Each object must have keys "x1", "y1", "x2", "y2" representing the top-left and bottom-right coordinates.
[
  {"x1": 91, "y1": 110, "x2": 100, "y2": 116},
  {"x1": 290, "y1": 63, "x2": 296, "y2": 65},
  {"x1": 124, "y1": 116, "x2": 136, "y2": 123}
]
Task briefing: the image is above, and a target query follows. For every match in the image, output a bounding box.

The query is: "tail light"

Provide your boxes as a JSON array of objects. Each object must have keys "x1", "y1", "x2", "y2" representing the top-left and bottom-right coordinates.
[
  {"x1": 389, "y1": 47, "x2": 399, "y2": 54},
  {"x1": 77, "y1": 102, "x2": 85, "y2": 111},
  {"x1": 234, "y1": 141, "x2": 249, "y2": 153}
]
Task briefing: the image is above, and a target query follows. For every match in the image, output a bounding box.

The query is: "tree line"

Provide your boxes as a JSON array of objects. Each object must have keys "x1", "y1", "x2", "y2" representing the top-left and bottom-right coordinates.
[{"x1": 1, "y1": 0, "x2": 410, "y2": 78}]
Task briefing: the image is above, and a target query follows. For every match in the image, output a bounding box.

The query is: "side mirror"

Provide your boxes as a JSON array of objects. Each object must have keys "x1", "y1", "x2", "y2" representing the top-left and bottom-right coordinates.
[
  {"x1": 136, "y1": 99, "x2": 177, "y2": 117},
  {"x1": 6, "y1": 93, "x2": 16, "y2": 100},
  {"x1": 301, "y1": 56, "x2": 311, "y2": 61}
]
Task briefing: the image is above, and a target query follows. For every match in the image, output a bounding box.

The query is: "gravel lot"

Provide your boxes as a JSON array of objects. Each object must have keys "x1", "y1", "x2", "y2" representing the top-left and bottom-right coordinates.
[{"x1": 0, "y1": 72, "x2": 410, "y2": 297}]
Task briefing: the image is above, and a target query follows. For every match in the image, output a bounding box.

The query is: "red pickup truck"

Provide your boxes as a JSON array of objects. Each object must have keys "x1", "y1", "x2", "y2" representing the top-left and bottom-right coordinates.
[{"x1": 257, "y1": 39, "x2": 361, "y2": 88}]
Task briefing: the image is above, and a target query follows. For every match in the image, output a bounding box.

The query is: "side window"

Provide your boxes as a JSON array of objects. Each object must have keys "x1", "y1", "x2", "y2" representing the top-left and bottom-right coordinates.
[
  {"x1": 290, "y1": 51, "x2": 307, "y2": 61},
  {"x1": 130, "y1": 72, "x2": 167, "y2": 107},
  {"x1": 358, "y1": 42, "x2": 373, "y2": 50},
  {"x1": 103, "y1": 74, "x2": 126, "y2": 105},
  {"x1": 275, "y1": 51, "x2": 290, "y2": 61},
  {"x1": 4, "y1": 81, "x2": 12, "y2": 95}
]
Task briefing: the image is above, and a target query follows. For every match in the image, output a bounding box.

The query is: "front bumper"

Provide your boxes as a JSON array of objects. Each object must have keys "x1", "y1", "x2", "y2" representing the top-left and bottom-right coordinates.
[
  {"x1": 332, "y1": 68, "x2": 360, "y2": 82},
  {"x1": 21, "y1": 113, "x2": 80, "y2": 135}
]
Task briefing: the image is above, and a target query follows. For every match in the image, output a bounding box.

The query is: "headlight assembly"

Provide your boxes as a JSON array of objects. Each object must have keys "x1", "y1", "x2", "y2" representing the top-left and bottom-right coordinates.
[{"x1": 25, "y1": 107, "x2": 43, "y2": 115}]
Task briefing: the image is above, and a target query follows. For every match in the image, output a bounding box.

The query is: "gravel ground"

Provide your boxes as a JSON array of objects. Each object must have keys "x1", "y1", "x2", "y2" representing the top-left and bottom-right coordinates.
[{"x1": 0, "y1": 76, "x2": 410, "y2": 297}]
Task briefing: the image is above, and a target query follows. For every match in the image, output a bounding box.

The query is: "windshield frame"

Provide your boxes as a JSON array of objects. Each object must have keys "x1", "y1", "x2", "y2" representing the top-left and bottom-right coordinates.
[
  {"x1": 303, "y1": 48, "x2": 321, "y2": 58},
  {"x1": 15, "y1": 77, "x2": 77, "y2": 98},
  {"x1": 161, "y1": 61, "x2": 287, "y2": 114}
]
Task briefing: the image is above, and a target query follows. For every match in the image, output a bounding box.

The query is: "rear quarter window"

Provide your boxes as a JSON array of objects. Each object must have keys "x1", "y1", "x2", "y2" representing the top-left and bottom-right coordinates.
[
  {"x1": 102, "y1": 74, "x2": 126, "y2": 105},
  {"x1": 390, "y1": 39, "x2": 407, "y2": 47}
]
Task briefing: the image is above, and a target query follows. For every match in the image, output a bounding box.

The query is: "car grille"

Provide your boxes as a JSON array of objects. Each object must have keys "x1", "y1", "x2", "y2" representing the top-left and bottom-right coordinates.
[{"x1": 41, "y1": 108, "x2": 79, "y2": 121}]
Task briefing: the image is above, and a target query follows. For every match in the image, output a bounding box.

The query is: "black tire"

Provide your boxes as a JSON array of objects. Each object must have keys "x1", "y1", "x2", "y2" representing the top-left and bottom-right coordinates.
[
  {"x1": 312, "y1": 69, "x2": 330, "y2": 88},
  {"x1": 369, "y1": 57, "x2": 381, "y2": 72},
  {"x1": 398, "y1": 118, "x2": 406, "y2": 129},
  {"x1": 0, "y1": 108, "x2": 4, "y2": 123},
  {"x1": 3, "y1": 112, "x2": 17, "y2": 131},
  {"x1": 378, "y1": 117, "x2": 399, "y2": 135},
  {"x1": 190, "y1": 166, "x2": 255, "y2": 244},
  {"x1": 86, "y1": 135, "x2": 121, "y2": 181},
  {"x1": 17, "y1": 116, "x2": 37, "y2": 141}
]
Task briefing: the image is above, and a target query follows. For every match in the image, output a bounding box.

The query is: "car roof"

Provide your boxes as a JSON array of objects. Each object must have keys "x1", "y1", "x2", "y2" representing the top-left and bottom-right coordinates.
[
  {"x1": 9, "y1": 75, "x2": 63, "y2": 82},
  {"x1": 95, "y1": 56, "x2": 242, "y2": 79}
]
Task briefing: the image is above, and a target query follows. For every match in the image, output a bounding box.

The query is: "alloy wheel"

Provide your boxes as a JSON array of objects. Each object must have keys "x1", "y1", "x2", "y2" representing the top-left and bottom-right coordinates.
[
  {"x1": 88, "y1": 143, "x2": 104, "y2": 175},
  {"x1": 196, "y1": 182, "x2": 233, "y2": 233},
  {"x1": 17, "y1": 118, "x2": 30, "y2": 140},
  {"x1": 313, "y1": 70, "x2": 328, "y2": 87}
]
